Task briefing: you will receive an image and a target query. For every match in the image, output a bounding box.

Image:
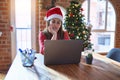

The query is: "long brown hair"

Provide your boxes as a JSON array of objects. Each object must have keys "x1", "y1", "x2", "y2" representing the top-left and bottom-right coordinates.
[{"x1": 43, "y1": 20, "x2": 64, "y2": 39}]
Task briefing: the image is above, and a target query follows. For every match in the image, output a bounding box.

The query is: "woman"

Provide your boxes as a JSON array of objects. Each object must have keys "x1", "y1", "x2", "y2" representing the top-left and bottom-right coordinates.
[{"x1": 39, "y1": 7, "x2": 70, "y2": 54}]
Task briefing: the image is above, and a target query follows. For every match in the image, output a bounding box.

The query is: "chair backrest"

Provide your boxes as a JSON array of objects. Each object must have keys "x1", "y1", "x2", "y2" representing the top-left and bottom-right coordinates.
[{"x1": 106, "y1": 48, "x2": 120, "y2": 62}]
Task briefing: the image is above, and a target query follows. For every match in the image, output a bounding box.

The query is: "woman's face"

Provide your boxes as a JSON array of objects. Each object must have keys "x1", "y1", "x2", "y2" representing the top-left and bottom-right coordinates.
[{"x1": 49, "y1": 18, "x2": 62, "y2": 32}]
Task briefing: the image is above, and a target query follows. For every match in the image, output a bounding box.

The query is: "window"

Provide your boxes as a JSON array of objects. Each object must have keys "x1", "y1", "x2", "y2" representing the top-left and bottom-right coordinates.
[
  {"x1": 98, "y1": 35, "x2": 110, "y2": 45},
  {"x1": 11, "y1": 0, "x2": 36, "y2": 60},
  {"x1": 15, "y1": 0, "x2": 32, "y2": 50},
  {"x1": 82, "y1": 0, "x2": 116, "y2": 52}
]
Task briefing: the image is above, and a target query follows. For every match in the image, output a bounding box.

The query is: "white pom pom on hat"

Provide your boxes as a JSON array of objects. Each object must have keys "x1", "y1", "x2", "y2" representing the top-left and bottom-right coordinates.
[{"x1": 45, "y1": 7, "x2": 63, "y2": 21}]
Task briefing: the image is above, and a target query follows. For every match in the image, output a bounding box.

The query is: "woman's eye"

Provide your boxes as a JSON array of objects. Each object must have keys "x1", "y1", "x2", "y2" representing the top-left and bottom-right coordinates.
[
  {"x1": 57, "y1": 21, "x2": 61, "y2": 24},
  {"x1": 50, "y1": 19, "x2": 61, "y2": 24},
  {"x1": 51, "y1": 20, "x2": 55, "y2": 23},
  {"x1": 52, "y1": 21, "x2": 55, "y2": 23}
]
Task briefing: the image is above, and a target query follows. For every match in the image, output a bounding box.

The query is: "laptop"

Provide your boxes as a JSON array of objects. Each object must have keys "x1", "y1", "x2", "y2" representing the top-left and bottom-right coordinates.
[{"x1": 44, "y1": 40, "x2": 83, "y2": 65}]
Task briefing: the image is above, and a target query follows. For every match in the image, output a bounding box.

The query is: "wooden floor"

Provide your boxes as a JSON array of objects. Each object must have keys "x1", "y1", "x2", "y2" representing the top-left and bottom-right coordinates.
[
  {"x1": 0, "y1": 73, "x2": 6, "y2": 80},
  {"x1": 0, "y1": 71, "x2": 7, "y2": 80}
]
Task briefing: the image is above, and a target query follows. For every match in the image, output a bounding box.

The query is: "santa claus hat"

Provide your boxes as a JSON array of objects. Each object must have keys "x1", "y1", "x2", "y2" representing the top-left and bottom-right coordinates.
[{"x1": 45, "y1": 7, "x2": 63, "y2": 21}]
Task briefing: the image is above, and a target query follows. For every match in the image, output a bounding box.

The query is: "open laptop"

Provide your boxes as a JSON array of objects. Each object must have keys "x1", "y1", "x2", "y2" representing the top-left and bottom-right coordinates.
[{"x1": 44, "y1": 40, "x2": 83, "y2": 65}]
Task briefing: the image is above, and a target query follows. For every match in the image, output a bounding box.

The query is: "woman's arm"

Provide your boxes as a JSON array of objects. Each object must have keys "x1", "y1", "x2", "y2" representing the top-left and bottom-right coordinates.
[
  {"x1": 64, "y1": 31, "x2": 70, "y2": 40},
  {"x1": 39, "y1": 32, "x2": 46, "y2": 54}
]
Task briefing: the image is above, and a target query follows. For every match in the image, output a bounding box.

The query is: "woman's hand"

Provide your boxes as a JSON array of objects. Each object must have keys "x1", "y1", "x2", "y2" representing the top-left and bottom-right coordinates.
[
  {"x1": 48, "y1": 24, "x2": 57, "y2": 40},
  {"x1": 48, "y1": 24, "x2": 57, "y2": 35}
]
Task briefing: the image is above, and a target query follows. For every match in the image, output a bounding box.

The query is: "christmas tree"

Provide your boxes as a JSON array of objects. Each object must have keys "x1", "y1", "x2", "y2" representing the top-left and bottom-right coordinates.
[{"x1": 64, "y1": 0, "x2": 92, "y2": 50}]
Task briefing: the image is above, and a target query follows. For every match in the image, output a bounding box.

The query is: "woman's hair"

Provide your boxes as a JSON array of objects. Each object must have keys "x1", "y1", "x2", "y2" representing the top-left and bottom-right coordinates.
[{"x1": 43, "y1": 20, "x2": 64, "y2": 39}]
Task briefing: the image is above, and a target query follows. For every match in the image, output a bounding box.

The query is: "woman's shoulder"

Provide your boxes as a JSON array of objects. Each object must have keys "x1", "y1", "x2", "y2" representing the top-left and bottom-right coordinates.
[
  {"x1": 39, "y1": 31, "x2": 47, "y2": 38},
  {"x1": 63, "y1": 30, "x2": 69, "y2": 34},
  {"x1": 39, "y1": 31, "x2": 52, "y2": 39},
  {"x1": 39, "y1": 31, "x2": 48, "y2": 35},
  {"x1": 39, "y1": 31, "x2": 45, "y2": 36},
  {"x1": 63, "y1": 30, "x2": 70, "y2": 40}
]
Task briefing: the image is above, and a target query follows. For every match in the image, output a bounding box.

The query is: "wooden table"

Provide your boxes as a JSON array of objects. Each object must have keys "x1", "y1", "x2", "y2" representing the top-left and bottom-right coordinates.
[{"x1": 4, "y1": 53, "x2": 120, "y2": 80}]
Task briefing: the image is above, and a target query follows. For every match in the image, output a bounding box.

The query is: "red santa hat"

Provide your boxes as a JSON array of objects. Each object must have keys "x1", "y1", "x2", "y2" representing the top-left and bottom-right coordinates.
[{"x1": 45, "y1": 7, "x2": 63, "y2": 21}]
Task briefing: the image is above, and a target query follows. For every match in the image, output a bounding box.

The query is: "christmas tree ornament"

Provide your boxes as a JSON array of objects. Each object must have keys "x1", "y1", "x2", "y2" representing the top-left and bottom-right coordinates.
[
  {"x1": 70, "y1": 13, "x2": 73, "y2": 17},
  {"x1": 69, "y1": 9, "x2": 71, "y2": 11},
  {"x1": 83, "y1": 31, "x2": 86, "y2": 34},
  {"x1": 76, "y1": 36, "x2": 79, "y2": 39},
  {"x1": 75, "y1": 4, "x2": 79, "y2": 7},
  {"x1": 80, "y1": 8, "x2": 84, "y2": 11}
]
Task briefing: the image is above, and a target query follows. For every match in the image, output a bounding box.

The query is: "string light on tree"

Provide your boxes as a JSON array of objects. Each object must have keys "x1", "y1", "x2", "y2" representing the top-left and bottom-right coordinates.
[{"x1": 64, "y1": 0, "x2": 92, "y2": 50}]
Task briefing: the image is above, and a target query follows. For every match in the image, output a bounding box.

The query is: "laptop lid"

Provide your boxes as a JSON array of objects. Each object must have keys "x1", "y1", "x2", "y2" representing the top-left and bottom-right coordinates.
[{"x1": 44, "y1": 40, "x2": 83, "y2": 65}]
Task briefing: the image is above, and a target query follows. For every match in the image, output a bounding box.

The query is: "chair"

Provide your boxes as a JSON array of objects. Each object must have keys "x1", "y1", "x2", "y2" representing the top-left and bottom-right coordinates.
[{"x1": 106, "y1": 48, "x2": 120, "y2": 62}]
